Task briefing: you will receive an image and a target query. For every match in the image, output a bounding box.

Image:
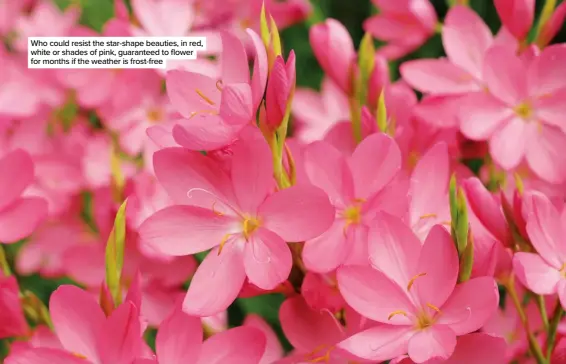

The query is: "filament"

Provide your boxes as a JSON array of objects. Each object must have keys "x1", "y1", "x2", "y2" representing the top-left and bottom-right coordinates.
[
  {"x1": 215, "y1": 80, "x2": 223, "y2": 91},
  {"x1": 426, "y1": 303, "x2": 441, "y2": 313},
  {"x1": 407, "y1": 272, "x2": 427, "y2": 291},
  {"x1": 217, "y1": 234, "x2": 232, "y2": 255},
  {"x1": 195, "y1": 89, "x2": 215, "y2": 105},
  {"x1": 388, "y1": 310, "x2": 408, "y2": 320},
  {"x1": 186, "y1": 188, "x2": 242, "y2": 217}
]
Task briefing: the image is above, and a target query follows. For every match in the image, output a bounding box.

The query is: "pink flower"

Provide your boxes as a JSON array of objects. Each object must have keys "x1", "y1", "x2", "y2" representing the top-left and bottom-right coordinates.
[
  {"x1": 309, "y1": 19, "x2": 356, "y2": 95},
  {"x1": 336, "y1": 217, "x2": 499, "y2": 363},
  {"x1": 393, "y1": 333, "x2": 507, "y2": 364},
  {"x1": 139, "y1": 135, "x2": 335, "y2": 316},
  {"x1": 0, "y1": 275, "x2": 29, "y2": 339},
  {"x1": 301, "y1": 133, "x2": 403, "y2": 273},
  {"x1": 494, "y1": 0, "x2": 535, "y2": 41},
  {"x1": 6, "y1": 285, "x2": 146, "y2": 364},
  {"x1": 265, "y1": 52, "x2": 296, "y2": 131},
  {"x1": 243, "y1": 314, "x2": 284, "y2": 364},
  {"x1": 291, "y1": 78, "x2": 350, "y2": 143},
  {"x1": 460, "y1": 44, "x2": 566, "y2": 183},
  {"x1": 301, "y1": 272, "x2": 346, "y2": 313},
  {"x1": 165, "y1": 30, "x2": 267, "y2": 151},
  {"x1": 0, "y1": 149, "x2": 47, "y2": 243},
  {"x1": 513, "y1": 193, "x2": 566, "y2": 309},
  {"x1": 133, "y1": 307, "x2": 267, "y2": 364},
  {"x1": 365, "y1": 0, "x2": 438, "y2": 60}
]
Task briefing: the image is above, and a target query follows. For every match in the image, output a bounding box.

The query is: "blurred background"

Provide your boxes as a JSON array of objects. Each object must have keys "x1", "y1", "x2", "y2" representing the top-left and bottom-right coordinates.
[{"x1": 5, "y1": 0, "x2": 566, "y2": 354}]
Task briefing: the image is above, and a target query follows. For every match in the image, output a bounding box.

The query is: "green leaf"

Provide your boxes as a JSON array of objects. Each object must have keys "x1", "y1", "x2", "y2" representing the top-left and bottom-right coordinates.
[
  {"x1": 105, "y1": 199, "x2": 128, "y2": 306},
  {"x1": 237, "y1": 293, "x2": 285, "y2": 325}
]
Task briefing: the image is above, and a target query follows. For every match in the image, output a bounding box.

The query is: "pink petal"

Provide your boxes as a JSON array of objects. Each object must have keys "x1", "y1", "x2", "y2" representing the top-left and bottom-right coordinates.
[
  {"x1": 483, "y1": 46, "x2": 528, "y2": 105},
  {"x1": 0, "y1": 276, "x2": 28, "y2": 339},
  {"x1": 303, "y1": 221, "x2": 350, "y2": 273},
  {"x1": 98, "y1": 302, "x2": 142, "y2": 364},
  {"x1": 526, "y1": 124, "x2": 566, "y2": 184},
  {"x1": 246, "y1": 29, "x2": 268, "y2": 111},
  {"x1": 527, "y1": 44, "x2": 566, "y2": 96},
  {"x1": 525, "y1": 192, "x2": 566, "y2": 266},
  {"x1": 243, "y1": 315, "x2": 284, "y2": 364},
  {"x1": 513, "y1": 252, "x2": 561, "y2": 295},
  {"x1": 337, "y1": 325, "x2": 413, "y2": 362},
  {"x1": 368, "y1": 212, "x2": 421, "y2": 288},
  {"x1": 230, "y1": 136, "x2": 273, "y2": 214},
  {"x1": 413, "y1": 226, "x2": 459, "y2": 308},
  {"x1": 156, "y1": 308, "x2": 202, "y2": 364},
  {"x1": 437, "y1": 277, "x2": 499, "y2": 335},
  {"x1": 444, "y1": 333, "x2": 507, "y2": 364},
  {"x1": 303, "y1": 140, "x2": 354, "y2": 207},
  {"x1": 413, "y1": 95, "x2": 462, "y2": 128},
  {"x1": 494, "y1": 0, "x2": 535, "y2": 40},
  {"x1": 220, "y1": 31, "x2": 250, "y2": 85},
  {"x1": 197, "y1": 326, "x2": 266, "y2": 364},
  {"x1": 138, "y1": 205, "x2": 239, "y2": 256},
  {"x1": 219, "y1": 83, "x2": 253, "y2": 125},
  {"x1": 348, "y1": 133, "x2": 401, "y2": 198},
  {"x1": 409, "y1": 142, "x2": 450, "y2": 230},
  {"x1": 132, "y1": 0, "x2": 193, "y2": 36},
  {"x1": 172, "y1": 115, "x2": 240, "y2": 151},
  {"x1": 336, "y1": 265, "x2": 414, "y2": 324},
  {"x1": 49, "y1": 285, "x2": 105, "y2": 361},
  {"x1": 165, "y1": 71, "x2": 219, "y2": 119},
  {"x1": 442, "y1": 5, "x2": 493, "y2": 79},
  {"x1": 259, "y1": 185, "x2": 335, "y2": 242},
  {"x1": 279, "y1": 296, "x2": 344, "y2": 352},
  {"x1": 183, "y1": 245, "x2": 246, "y2": 316},
  {"x1": 407, "y1": 325, "x2": 456, "y2": 363},
  {"x1": 244, "y1": 228, "x2": 292, "y2": 290},
  {"x1": 0, "y1": 149, "x2": 34, "y2": 210},
  {"x1": 400, "y1": 59, "x2": 477, "y2": 94},
  {"x1": 489, "y1": 117, "x2": 528, "y2": 170},
  {"x1": 535, "y1": 89, "x2": 566, "y2": 133},
  {"x1": 0, "y1": 197, "x2": 48, "y2": 243},
  {"x1": 459, "y1": 92, "x2": 512, "y2": 140},
  {"x1": 5, "y1": 348, "x2": 90, "y2": 364},
  {"x1": 153, "y1": 147, "x2": 236, "y2": 208}
]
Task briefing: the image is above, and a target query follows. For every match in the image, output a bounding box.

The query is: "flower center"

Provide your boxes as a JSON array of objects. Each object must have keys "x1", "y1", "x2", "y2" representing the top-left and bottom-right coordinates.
[
  {"x1": 341, "y1": 198, "x2": 365, "y2": 229},
  {"x1": 146, "y1": 107, "x2": 163, "y2": 123},
  {"x1": 303, "y1": 344, "x2": 335, "y2": 363},
  {"x1": 242, "y1": 216, "x2": 261, "y2": 240},
  {"x1": 559, "y1": 263, "x2": 566, "y2": 278},
  {"x1": 514, "y1": 102, "x2": 533, "y2": 120},
  {"x1": 415, "y1": 309, "x2": 435, "y2": 330}
]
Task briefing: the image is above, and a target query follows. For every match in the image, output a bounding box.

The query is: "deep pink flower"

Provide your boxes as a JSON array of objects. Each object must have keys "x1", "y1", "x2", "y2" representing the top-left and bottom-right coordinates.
[
  {"x1": 337, "y1": 217, "x2": 499, "y2": 363},
  {"x1": 0, "y1": 275, "x2": 29, "y2": 339},
  {"x1": 494, "y1": 0, "x2": 535, "y2": 41},
  {"x1": 139, "y1": 135, "x2": 335, "y2": 316}
]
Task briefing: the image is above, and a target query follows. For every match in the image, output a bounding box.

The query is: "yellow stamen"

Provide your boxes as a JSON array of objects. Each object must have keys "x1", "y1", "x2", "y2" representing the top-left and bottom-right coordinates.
[
  {"x1": 419, "y1": 213, "x2": 437, "y2": 220},
  {"x1": 416, "y1": 311, "x2": 434, "y2": 330},
  {"x1": 303, "y1": 344, "x2": 335, "y2": 363},
  {"x1": 72, "y1": 353, "x2": 87, "y2": 360},
  {"x1": 217, "y1": 234, "x2": 230, "y2": 255},
  {"x1": 211, "y1": 201, "x2": 223, "y2": 216},
  {"x1": 216, "y1": 80, "x2": 223, "y2": 91},
  {"x1": 195, "y1": 89, "x2": 216, "y2": 105},
  {"x1": 146, "y1": 108, "x2": 163, "y2": 123},
  {"x1": 188, "y1": 110, "x2": 219, "y2": 119},
  {"x1": 388, "y1": 310, "x2": 408, "y2": 320},
  {"x1": 243, "y1": 216, "x2": 261, "y2": 240},
  {"x1": 407, "y1": 272, "x2": 427, "y2": 291},
  {"x1": 513, "y1": 102, "x2": 533, "y2": 120},
  {"x1": 426, "y1": 303, "x2": 441, "y2": 313},
  {"x1": 441, "y1": 221, "x2": 452, "y2": 226}
]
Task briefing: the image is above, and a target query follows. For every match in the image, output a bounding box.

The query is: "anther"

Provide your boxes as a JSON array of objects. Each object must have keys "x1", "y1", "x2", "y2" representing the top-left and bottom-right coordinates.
[
  {"x1": 195, "y1": 89, "x2": 216, "y2": 105},
  {"x1": 217, "y1": 234, "x2": 230, "y2": 255},
  {"x1": 426, "y1": 303, "x2": 441, "y2": 313},
  {"x1": 388, "y1": 310, "x2": 408, "y2": 320},
  {"x1": 407, "y1": 272, "x2": 427, "y2": 291},
  {"x1": 215, "y1": 80, "x2": 223, "y2": 91},
  {"x1": 419, "y1": 213, "x2": 437, "y2": 220}
]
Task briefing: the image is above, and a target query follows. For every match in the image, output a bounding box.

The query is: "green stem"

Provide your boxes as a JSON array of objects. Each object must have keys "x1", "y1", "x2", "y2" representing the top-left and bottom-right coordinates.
[
  {"x1": 0, "y1": 245, "x2": 11, "y2": 276},
  {"x1": 536, "y1": 294, "x2": 549, "y2": 332},
  {"x1": 546, "y1": 303, "x2": 564, "y2": 359},
  {"x1": 507, "y1": 276, "x2": 547, "y2": 364},
  {"x1": 349, "y1": 96, "x2": 362, "y2": 144},
  {"x1": 533, "y1": 0, "x2": 557, "y2": 44}
]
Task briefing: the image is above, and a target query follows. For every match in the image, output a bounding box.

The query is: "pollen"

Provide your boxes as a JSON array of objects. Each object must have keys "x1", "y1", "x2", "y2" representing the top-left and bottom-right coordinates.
[
  {"x1": 72, "y1": 353, "x2": 88, "y2": 360},
  {"x1": 514, "y1": 102, "x2": 533, "y2": 120},
  {"x1": 303, "y1": 344, "x2": 335, "y2": 363},
  {"x1": 195, "y1": 89, "x2": 216, "y2": 105},
  {"x1": 146, "y1": 107, "x2": 163, "y2": 123},
  {"x1": 407, "y1": 272, "x2": 427, "y2": 291},
  {"x1": 243, "y1": 216, "x2": 261, "y2": 240},
  {"x1": 388, "y1": 310, "x2": 408, "y2": 320},
  {"x1": 217, "y1": 234, "x2": 231, "y2": 255}
]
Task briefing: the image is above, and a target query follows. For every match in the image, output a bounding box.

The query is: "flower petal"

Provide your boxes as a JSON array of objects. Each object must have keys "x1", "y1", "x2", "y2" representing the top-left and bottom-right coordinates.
[
  {"x1": 0, "y1": 149, "x2": 34, "y2": 210},
  {"x1": 259, "y1": 185, "x2": 335, "y2": 242},
  {"x1": 513, "y1": 252, "x2": 561, "y2": 295},
  {"x1": 337, "y1": 325, "x2": 413, "y2": 362},
  {"x1": 156, "y1": 308, "x2": 202, "y2": 364},
  {"x1": 407, "y1": 325, "x2": 456, "y2": 363},
  {"x1": 220, "y1": 31, "x2": 250, "y2": 85},
  {"x1": 219, "y1": 83, "x2": 253, "y2": 125},
  {"x1": 244, "y1": 228, "x2": 292, "y2": 290},
  {"x1": 459, "y1": 92, "x2": 512, "y2": 140},
  {"x1": 98, "y1": 302, "x2": 143, "y2": 364},
  {"x1": 0, "y1": 197, "x2": 48, "y2": 243},
  {"x1": 5, "y1": 348, "x2": 89, "y2": 364},
  {"x1": 197, "y1": 326, "x2": 266, "y2": 364},
  {"x1": 165, "y1": 71, "x2": 219, "y2": 118},
  {"x1": 172, "y1": 115, "x2": 241, "y2": 152},
  {"x1": 183, "y1": 245, "x2": 246, "y2": 316},
  {"x1": 400, "y1": 59, "x2": 477, "y2": 94},
  {"x1": 303, "y1": 220, "x2": 350, "y2": 273},
  {"x1": 483, "y1": 46, "x2": 528, "y2": 105},
  {"x1": 489, "y1": 117, "x2": 528, "y2": 170}
]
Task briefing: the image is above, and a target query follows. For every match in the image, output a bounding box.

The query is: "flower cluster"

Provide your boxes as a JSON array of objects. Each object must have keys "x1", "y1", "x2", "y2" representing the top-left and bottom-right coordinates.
[{"x1": 1, "y1": 0, "x2": 566, "y2": 363}]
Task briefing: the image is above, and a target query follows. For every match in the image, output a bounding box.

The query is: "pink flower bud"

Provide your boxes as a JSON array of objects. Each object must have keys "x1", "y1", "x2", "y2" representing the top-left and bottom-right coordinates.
[{"x1": 494, "y1": 0, "x2": 535, "y2": 41}]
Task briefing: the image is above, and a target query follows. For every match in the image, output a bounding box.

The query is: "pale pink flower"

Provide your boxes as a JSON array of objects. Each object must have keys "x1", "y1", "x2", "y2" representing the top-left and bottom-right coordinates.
[
  {"x1": 0, "y1": 1, "x2": 26, "y2": 35},
  {"x1": 0, "y1": 275, "x2": 29, "y2": 339},
  {"x1": 494, "y1": 0, "x2": 535, "y2": 41},
  {"x1": 0, "y1": 149, "x2": 47, "y2": 243},
  {"x1": 302, "y1": 133, "x2": 404, "y2": 273},
  {"x1": 165, "y1": 30, "x2": 267, "y2": 151},
  {"x1": 6, "y1": 285, "x2": 146, "y2": 364},
  {"x1": 513, "y1": 192, "x2": 566, "y2": 309},
  {"x1": 139, "y1": 135, "x2": 334, "y2": 316},
  {"x1": 365, "y1": 0, "x2": 437, "y2": 60},
  {"x1": 392, "y1": 333, "x2": 507, "y2": 364},
  {"x1": 309, "y1": 19, "x2": 356, "y2": 95},
  {"x1": 460, "y1": 45, "x2": 566, "y2": 183},
  {"x1": 337, "y1": 217, "x2": 499, "y2": 363},
  {"x1": 132, "y1": 308, "x2": 267, "y2": 364}
]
